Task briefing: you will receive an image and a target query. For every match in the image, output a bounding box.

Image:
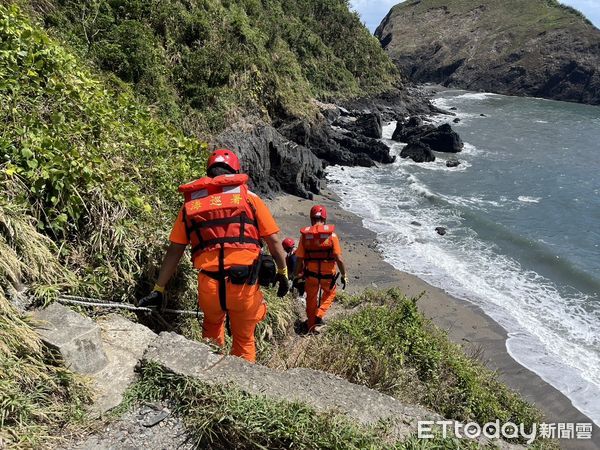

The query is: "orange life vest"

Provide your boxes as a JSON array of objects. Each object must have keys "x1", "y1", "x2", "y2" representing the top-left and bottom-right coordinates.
[
  {"x1": 300, "y1": 224, "x2": 336, "y2": 263},
  {"x1": 179, "y1": 174, "x2": 261, "y2": 260}
]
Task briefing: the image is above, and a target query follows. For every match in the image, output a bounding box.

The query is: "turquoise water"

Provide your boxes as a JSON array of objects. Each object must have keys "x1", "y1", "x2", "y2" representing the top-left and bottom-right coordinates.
[{"x1": 328, "y1": 90, "x2": 600, "y2": 424}]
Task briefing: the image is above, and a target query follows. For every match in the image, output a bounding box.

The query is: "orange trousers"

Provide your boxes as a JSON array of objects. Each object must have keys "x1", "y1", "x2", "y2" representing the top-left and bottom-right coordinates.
[
  {"x1": 197, "y1": 273, "x2": 267, "y2": 363},
  {"x1": 305, "y1": 276, "x2": 336, "y2": 330}
]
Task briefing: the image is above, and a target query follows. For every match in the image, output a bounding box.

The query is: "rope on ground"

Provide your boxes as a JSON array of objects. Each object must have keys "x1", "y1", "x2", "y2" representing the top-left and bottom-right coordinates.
[{"x1": 57, "y1": 295, "x2": 203, "y2": 317}]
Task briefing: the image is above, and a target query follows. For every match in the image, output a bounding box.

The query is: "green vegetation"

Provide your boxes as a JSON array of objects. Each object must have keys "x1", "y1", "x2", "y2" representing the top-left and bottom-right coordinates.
[
  {"x1": 1, "y1": 4, "x2": 204, "y2": 304},
  {"x1": 0, "y1": 295, "x2": 91, "y2": 448},
  {"x1": 396, "y1": 0, "x2": 594, "y2": 35},
  {"x1": 271, "y1": 289, "x2": 544, "y2": 442},
  {"x1": 122, "y1": 361, "x2": 486, "y2": 449},
  {"x1": 24, "y1": 0, "x2": 399, "y2": 134}
]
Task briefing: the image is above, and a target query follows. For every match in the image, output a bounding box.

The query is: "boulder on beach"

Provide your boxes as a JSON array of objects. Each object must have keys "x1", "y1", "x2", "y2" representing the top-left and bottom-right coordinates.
[{"x1": 400, "y1": 141, "x2": 435, "y2": 163}]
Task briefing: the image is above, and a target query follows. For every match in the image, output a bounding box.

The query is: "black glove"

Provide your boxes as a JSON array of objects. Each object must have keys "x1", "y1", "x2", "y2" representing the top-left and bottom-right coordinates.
[
  {"x1": 341, "y1": 275, "x2": 347, "y2": 290},
  {"x1": 275, "y1": 273, "x2": 290, "y2": 298},
  {"x1": 293, "y1": 277, "x2": 306, "y2": 296},
  {"x1": 138, "y1": 290, "x2": 165, "y2": 311}
]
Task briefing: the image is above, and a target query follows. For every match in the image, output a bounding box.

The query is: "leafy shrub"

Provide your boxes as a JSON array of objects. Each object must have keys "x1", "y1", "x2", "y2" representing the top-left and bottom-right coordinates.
[
  {"x1": 0, "y1": 4, "x2": 205, "y2": 300},
  {"x1": 30, "y1": 0, "x2": 399, "y2": 133}
]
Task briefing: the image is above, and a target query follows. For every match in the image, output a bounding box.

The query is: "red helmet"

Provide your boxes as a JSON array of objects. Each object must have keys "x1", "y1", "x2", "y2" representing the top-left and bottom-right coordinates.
[
  {"x1": 310, "y1": 205, "x2": 327, "y2": 220},
  {"x1": 207, "y1": 149, "x2": 240, "y2": 173},
  {"x1": 282, "y1": 238, "x2": 295, "y2": 251}
]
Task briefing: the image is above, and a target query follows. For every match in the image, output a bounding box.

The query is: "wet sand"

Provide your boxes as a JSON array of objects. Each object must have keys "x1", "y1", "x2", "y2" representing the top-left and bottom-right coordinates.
[{"x1": 268, "y1": 190, "x2": 599, "y2": 449}]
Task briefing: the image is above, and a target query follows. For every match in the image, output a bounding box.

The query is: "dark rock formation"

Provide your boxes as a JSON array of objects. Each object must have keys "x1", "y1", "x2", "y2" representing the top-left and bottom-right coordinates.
[
  {"x1": 453, "y1": 118, "x2": 461, "y2": 123},
  {"x1": 376, "y1": 0, "x2": 600, "y2": 105},
  {"x1": 435, "y1": 227, "x2": 447, "y2": 236},
  {"x1": 340, "y1": 88, "x2": 438, "y2": 121},
  {"x1": 400, "y1": 142, "x2": 436, "y2": 163},
  {"x1": 352, "y1": 112, "x2": 383, "y2": 139},
  {"x1": 392, "y1": 116, "x2": 436, "y2": 142},
  {"x1": 280, "y1": 118, "x2": 395, "y2": 167},
  {"x1": 420, "y1": 124, "x2": 463, "y2": 153},
  {"x1": 446, "y1": 159, "x2": 461, "y2": 168},
  {"x1": 216, "y1": 122, "x2": 324, "y2": 198},
  {"x1": 393, "y1": 119, "x2": 463, "y2": 153}
]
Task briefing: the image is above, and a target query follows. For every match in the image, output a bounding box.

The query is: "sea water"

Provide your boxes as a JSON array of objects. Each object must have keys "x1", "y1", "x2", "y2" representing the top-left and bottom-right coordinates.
[{"x1": 327, "y1": 90, "x2": 600, "y2": 424}]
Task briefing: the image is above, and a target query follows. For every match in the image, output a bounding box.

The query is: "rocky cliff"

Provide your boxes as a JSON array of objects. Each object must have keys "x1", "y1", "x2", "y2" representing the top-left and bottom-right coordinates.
[{"x1": 376, "y1": 0, "x2": 600, "y2": 105}]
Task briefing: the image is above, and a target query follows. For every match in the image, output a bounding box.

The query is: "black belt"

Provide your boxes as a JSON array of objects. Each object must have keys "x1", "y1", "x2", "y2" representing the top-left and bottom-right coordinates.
[{"x1": 304, "y1": 270, "x2": 336, "y2": 280}]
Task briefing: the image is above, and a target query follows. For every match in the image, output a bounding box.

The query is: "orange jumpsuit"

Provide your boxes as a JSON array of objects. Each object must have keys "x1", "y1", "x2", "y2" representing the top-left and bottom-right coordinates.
[
  {"x1": 296, "y1": 232, "x2": 342, "y2": 330},
  {"x1": 169, "y1": 193, "x2": 279, "y2": 362}
]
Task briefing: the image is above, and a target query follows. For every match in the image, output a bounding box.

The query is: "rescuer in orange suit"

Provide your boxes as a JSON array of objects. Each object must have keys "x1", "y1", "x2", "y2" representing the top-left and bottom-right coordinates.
[
  {"x1": 293, "y1": 205, "x2": 346, "y2": 331},
  {"x1": 139, "y1": 149, "x2": 289, "y2": 362}
]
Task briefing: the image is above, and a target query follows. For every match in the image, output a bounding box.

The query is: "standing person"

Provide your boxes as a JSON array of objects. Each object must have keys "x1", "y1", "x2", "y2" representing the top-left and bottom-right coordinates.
[
  {"x1": 139, "y1": 149, "x2": 289, "y2": 362},
  {"x1": 293, "y1": 205, "x2": 346, "y2": 332},
  {"x1": 282, "y1": 238, "x2": 297, "y2": 280}
]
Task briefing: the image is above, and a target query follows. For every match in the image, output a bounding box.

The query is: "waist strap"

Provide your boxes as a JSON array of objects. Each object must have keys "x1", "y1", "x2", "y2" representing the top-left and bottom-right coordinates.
[{"x1": 304, "y1": 269, "x2": 336, "y2": 280}]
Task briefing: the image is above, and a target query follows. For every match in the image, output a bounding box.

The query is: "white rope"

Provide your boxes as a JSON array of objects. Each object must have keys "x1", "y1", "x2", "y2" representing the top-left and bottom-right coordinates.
[{"x1": 57, "y1": 295, "x2": 203, "y2": 317}]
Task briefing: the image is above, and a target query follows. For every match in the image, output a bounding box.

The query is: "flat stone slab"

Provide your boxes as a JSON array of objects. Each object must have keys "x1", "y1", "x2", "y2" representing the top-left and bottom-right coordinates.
[
  {"x1": 143, "y1": 332, "x2": 440, "y2": 439},
  {"x1": 90, "y1": 315, "x2": 157, "y2": 415},
  {"x1": 31, "y1": 303, "x2": 108, "y2": 374}
]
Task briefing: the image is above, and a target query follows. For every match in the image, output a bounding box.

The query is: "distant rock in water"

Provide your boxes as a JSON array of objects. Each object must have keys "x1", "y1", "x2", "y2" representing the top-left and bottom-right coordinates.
[
  {"x1": 420, "y1": 123, "x2": 464, "y2": 153},
  {"x1": 376, "y1": 0, "x2": 600, "y2": 105},
  {"x1": 435, "y1": 227, "x2": 447, "y2": 236},
  {"x1": 453, "y1": 118, "x2": 461, "y2": 123},
  {"x1": 400, "y1": 141, "x2": 436, "y2": 163},
  {"x1": 446, "y1": 159, "x2": 461, "y2": 168},
  {"x1": 393, "y1": 118, "x2": 463, "y2": 153}
]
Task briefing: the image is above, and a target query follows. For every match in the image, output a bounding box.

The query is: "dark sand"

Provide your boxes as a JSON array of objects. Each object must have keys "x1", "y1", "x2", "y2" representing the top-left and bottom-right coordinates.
[{"x1": 268, "y1": 191, "x2": 599, "y2": 450}]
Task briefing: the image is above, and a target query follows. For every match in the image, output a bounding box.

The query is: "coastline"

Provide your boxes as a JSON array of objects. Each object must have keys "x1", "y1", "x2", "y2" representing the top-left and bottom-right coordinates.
[{"x1": 268, "y1": 190, "x2": 600, "y2": 449}]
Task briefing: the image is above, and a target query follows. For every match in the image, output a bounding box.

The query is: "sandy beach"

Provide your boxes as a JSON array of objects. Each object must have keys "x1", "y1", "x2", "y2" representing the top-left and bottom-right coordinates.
[{"x1": 268, "y1": 190, "x2": 600, "y2": 450}]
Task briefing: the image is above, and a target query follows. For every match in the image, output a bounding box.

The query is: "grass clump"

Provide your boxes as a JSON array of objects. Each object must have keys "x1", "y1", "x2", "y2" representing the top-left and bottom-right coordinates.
[
  {"x1": 0, "y1": 295, "x2": 91, "y2": 449},
  {"x1": 122, "y1": 361, "x2": 484, "y2": 449},
  {"x1": 276, "y1": 288, "x2": 543, "y2": 441}
]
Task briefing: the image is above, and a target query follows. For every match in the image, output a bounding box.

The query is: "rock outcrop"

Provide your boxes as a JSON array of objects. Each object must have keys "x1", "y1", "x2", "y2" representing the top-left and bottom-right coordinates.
[
  {"x1": 279, "y1": 115, "x2": 395, "y2": 168},
  {"x1": 392, "y1": 117, "x2": 463, "y2": 158},
  {"x1": 31, "y1": 304, "x2": 157, "y2": 416},
  {"x1": 376, "y1": 0, "x2": 600, "y2": 105},
  {"x1": 400, "y1": 141, "x2": 436, "y2": 163},
  {"x1": 215, "y1": 121, "x2": 324, "y2": 199}
]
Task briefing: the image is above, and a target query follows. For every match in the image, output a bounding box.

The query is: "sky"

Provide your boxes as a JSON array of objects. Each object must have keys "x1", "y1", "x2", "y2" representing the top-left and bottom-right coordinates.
[{"x1": 350, "y1": 0, "x2": 600, "y2": 32}]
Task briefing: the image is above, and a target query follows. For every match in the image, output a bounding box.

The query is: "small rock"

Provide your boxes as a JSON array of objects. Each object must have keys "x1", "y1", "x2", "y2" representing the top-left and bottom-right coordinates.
[
  {"x1": 453, "y1": 118, "x2": 460, "y2": 123},
  {"x1": 411, "y1": 221, "x2": 422, "y2": 226},
  {"x1": 141, "y1": 410, "x2": 170, "y2": 427},
  {"x1": 480, "y1": 113, "x2": 486, "y2": 117},
  {"x1": 435, "y1": 227, "x2": 447, "y2": 236},
  {"x1": 446, "y1": 159, "x2": 460, "y2": 168},
  {"x1": 449, "y1": 107, "x2": 457, "y2": 111}
]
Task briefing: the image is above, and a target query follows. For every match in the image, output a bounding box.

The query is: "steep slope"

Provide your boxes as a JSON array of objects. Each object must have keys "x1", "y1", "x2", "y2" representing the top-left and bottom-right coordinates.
[
  {"x1": 376, "y1": 0, "x2": 600, "y2": 104},
  {"x1": 27, "y1": 0, "x2": 400, "y2": 134}
]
